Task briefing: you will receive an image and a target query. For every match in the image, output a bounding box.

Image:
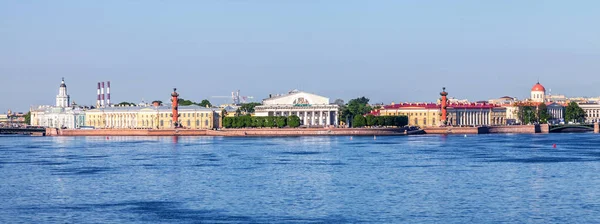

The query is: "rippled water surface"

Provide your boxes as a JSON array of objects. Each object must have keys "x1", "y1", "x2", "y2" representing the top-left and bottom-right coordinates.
[{"x1": 1, "y1": 134, "x2": 600, "y2": 223}]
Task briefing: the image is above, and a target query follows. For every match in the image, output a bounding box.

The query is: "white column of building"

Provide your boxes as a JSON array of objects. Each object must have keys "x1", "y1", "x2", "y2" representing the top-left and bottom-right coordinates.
[
  {"x1": 334, "y1": 111, "x2": 338, "y2": 127},
  {"x1": 312, "y1": 110, "x2": 316, "y2": 126},
  {"x1": 326, "y1": 110, "x2": 330, "y2": 126},
  {"x1": 303, "y1": 111, "x2": 308, "y2": 125}
]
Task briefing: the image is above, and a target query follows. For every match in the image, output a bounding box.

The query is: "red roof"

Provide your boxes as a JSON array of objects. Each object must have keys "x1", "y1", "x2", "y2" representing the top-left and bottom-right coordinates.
[
  {"x1": 380, "y1": 102, "x2": 502, "y2": 110},
  {"x1": 532, "y1": 82, "x2": 545, "y2": 92}
]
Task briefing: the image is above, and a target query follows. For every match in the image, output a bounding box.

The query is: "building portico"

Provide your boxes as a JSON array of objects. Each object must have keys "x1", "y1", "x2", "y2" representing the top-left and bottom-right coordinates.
[{"x1": 254, "y1": 90, "x2": 339, "y2": 127}]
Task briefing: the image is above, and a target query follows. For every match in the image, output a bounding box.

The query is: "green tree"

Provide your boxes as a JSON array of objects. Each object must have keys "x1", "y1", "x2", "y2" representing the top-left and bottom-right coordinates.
[
  {"x1": 536, "y1": 103, "x2": 551, "y2": 124},
  {"x1": 223, "y1": 117, "x2": 233, "y2": 128},
  {"x1": 366, "y1": 114, "x2": 376, "y2": 127},
  {"x1": 276, "y1": 116, "x2": 287, "y2": 128},
  {"x1": 384, "y1": 116, "x2": 395, "y2": 126},
  {"x1": 288, "y1": 115, "x2": 301, "y2": 128},
  {"x1": 353, "y1": 115, "x2": 366, "y2": 127},
  {"x1": 178, "y1": 98, "x2": 195, "y2": 106},
  {"x1": 565, "y1": 102, "x2": 586, "y2": 123},
  {"x1": 198, "y1": 99, "x2": 212, "y2": 108},
  {"x1": 517, "y1": 106, "x2": 536, "y2": 124},
  {"x1": 254, "y1": 117, "x2": 265, "y2": 127},
  {"x1": 239, "y1": 102, "x2": 262, "y2": 114},
  {"x1": 24, "y1": 111, "x2": 31, "y2": 125},
  {"x1": 344, "y1": 97, "x2": 373, "y2": 127},
  {"x1": 235, "y1": 108, "x2": 242, "y2": 117},
  {"x1": 117, "y1": 102, "x2": 135, "y2": 106},
  {"x1": 375, "y1": 116, "x2": 385, "y2": 126},
  {"x1": 394, "y1": 116, "x2": 408, "y2": 127}
]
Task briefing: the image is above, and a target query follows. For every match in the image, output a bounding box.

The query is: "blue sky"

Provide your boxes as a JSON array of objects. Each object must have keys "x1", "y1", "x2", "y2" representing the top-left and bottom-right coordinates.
[{"x1": 2, "y1": 0, "x2": 600, "y2": 112}]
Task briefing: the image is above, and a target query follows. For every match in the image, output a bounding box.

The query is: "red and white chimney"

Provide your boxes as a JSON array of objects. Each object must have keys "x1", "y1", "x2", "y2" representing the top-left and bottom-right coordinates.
[
  {"x1": 107, "y1": 81, "x2": 111, "y2": 106},
  {"x1": 97, "y1": 82, "x2": 101, "y2": 108},
  {"x1": 101, "y1": 82, "x2": 105, "y2": 107}
]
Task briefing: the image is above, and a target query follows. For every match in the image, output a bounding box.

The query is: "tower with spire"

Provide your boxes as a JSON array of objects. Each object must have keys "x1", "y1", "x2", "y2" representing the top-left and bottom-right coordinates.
[{"x1": 56, "y1": 77, "x2": 70, "y2": 108}]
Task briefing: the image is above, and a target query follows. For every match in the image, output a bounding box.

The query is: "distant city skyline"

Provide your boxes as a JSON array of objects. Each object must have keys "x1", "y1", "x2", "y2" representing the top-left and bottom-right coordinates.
[{"x1": 2, "y1": 1, "x2": 600, "y2": 112}]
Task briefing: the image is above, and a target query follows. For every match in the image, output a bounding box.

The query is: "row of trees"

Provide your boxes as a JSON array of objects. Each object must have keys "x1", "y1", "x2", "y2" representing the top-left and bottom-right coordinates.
[
  {"x1": 517, "y1": 102, "x2": 586, "y2": 124},
  {"x1": 516, "y1": 103, "x2": 551, "y2": 124},
  {"x1": 223, "y1": 115, "x2": 301, "y2": 128},
  {"x1": 353, "y1": 115, "x2": 408, "y2": 127},
  {"x1": 178, "y1": 98, "x2": 212, "y2": 107}
]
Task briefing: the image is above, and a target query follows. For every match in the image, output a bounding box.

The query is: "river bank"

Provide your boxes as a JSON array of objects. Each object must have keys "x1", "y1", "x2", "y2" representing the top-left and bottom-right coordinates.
[
  {"x1": 45, "y1": 123, "x2": 600, "y2": 136},
  {"x1": 54, "y1": 127, "x2": 420, "y2": 137}
]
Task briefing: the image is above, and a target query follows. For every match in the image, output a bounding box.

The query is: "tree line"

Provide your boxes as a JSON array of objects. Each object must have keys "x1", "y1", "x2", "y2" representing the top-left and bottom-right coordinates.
[
  {"x1": 516, "y1": 102, "x2": 586, "y2": 124},
  {"x1": 353, "y1": 115, "x2": 408, "y2": 127},
  {"x1": 223, "y1": 115, "x2": 301, "y2": 128}
]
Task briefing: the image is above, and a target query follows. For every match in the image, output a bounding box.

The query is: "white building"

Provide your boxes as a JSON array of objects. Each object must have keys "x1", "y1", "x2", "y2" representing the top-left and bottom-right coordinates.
[
  {"x1": 546, "y1": 102, "x2": 565, "y2": 124},
  {"x1": 254, "y1": 90, "x2": 339, "y2": 127},
  {"x1": 30, "y1": 78, "x2": 86, "y2": 129},
  {"x1": 579, "y1": 103, "x2": 600, "y2": 123}
]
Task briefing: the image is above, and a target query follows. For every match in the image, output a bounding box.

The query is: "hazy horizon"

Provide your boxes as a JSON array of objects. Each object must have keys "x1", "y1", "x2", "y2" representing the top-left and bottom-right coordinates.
[{"x1": 2, "y1": 1, "x2": 600, "y2": 112}]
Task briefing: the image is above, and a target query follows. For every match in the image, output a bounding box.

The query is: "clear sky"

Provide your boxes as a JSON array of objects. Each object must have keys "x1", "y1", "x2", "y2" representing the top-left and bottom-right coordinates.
[{"x1": 2, "y1": 0, "x2": 600, "y2": 112}]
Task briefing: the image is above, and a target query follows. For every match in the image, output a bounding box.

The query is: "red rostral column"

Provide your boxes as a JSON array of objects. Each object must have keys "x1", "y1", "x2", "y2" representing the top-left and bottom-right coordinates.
[
  {"x1": 440, "y1": 87, "x2": 448, "y2": 125},
  {"x1": 171, "y1": 88, "x2": 179, "y2": 128}
]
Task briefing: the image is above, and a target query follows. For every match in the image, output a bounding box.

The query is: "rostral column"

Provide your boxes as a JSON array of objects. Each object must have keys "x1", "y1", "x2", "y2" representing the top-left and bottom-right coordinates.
[
  {"x1": 440, "y1": 87, "x2": 448, "y2": 125},
  {"x1": 171, "y1": 88, "x2": 180, "y2": 128}
]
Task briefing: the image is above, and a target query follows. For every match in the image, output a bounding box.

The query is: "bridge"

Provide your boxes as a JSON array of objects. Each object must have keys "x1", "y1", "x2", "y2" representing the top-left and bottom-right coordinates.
[
  {"x1": 0, "y1": 127, "x2": 47, "y2": 135},
  {"x1": 549, "y1": 124, "x2": 596, "y2": 133}
]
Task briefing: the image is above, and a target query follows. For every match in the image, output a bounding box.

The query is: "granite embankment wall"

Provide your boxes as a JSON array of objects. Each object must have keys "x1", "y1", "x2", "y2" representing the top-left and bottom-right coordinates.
[
  {"x1": 422, "y1": 127, "x2": 481, "y2": 134},
  {"x1": 206, "y1": 128, "x2": 411, "y2": 136},
  {"x1": 488, "y1": 125, "x2": 540, "y2": 134},
  {"x1": 424, "y1": 125, "x2": 541, "y2": 134},
  {"x1": 58, "y1": 129, "x2": 207, "y2": 136},
  {"x1": 54, "y1": 128, "x2": 412, "y2": 136}
]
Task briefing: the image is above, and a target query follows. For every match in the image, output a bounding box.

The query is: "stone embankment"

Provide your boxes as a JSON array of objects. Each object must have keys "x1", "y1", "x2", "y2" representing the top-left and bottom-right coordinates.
[
  {"x1": 58, "y1": 129, "x2": 207, "y2": 136},
  {"x1": 54, "y1": 128, "x2": 417, "y2": 137},
  {"x1": 423, "y1": 125, "x2": 543, "y2": 134}
]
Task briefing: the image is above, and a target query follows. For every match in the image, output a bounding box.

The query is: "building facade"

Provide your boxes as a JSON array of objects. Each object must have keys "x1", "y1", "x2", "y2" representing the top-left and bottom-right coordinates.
[
  {"x1": 30, "y1": 78, "x2": 86, "y2": 129},
  {"x1": 254, "y1": 90, "x2": 339, "y2": 127},
  {"x1": 579, "y1": 103, "x2": 600, "y2": 123},
  {"x1": 374, "y1": 102, "x2": 506, "y2": 127},
  {"x1": 85, "y1": 105, "x2": 221, "y2": 129}
]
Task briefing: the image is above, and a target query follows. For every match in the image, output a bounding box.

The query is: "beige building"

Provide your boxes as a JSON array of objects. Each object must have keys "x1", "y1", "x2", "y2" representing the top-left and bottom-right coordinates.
[
  {"x1": 374, "y1": 102, "x2": 506, "y2": 127},
  {"x1": 85, "y1": 105, "x2": 221, "y2": 129}
]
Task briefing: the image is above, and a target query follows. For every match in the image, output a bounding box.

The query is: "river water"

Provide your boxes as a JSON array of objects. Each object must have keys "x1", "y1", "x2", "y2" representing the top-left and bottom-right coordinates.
[{"x1": 1, "y1": 134, "x2": 599, "y2": 223}]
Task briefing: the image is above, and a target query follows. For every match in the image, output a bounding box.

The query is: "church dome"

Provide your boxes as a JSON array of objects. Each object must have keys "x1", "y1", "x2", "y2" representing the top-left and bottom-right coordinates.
[{"x1": 531, "y1": 82, "x2": 545, "y2": 92}]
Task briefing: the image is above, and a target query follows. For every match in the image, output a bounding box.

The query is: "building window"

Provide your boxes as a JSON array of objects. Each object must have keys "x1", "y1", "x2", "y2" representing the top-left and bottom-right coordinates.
[
  {"x1": 423, "y1": 118, "x2": 427, "y2": 125},
  {"x1": 160, "y1": 120, "x2": 164, "y2": 127},
  {"x1": 187, "y1": 120, "x2": 191, "y2": 126},
  {"x1": 196, "y1": 120, "x2": 200, "y2": 126},
  {"x1": 205, "y1": 120, "x2": 209, "y2": 126}
]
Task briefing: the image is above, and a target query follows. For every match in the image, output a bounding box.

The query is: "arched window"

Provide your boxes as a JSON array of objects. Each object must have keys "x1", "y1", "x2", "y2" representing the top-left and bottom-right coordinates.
[
  {"x1": 160, "y1": 120, "x2": 164, "y2": 127},
  {"x1": 187, "y1": 120, "x2": 191, "y2": 126},
  {"x1": 205, "y1": 120, "x2": 209, "y2": 127},
  {"x1": 414, "y1": 118, "x2": 418, "y2": 125},
  {"x1": 423, "y1": 118, "x2": 427, "y2": 125},
  {"x1": 432, "y1": 118, "x2": 436, "y2": 125},
  {"x1": 196, "y1": 120, "x2": 200, "y2": 126}
]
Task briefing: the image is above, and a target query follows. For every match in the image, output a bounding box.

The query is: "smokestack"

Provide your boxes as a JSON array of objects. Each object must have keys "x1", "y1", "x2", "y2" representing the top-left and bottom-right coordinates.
[
  {"x1": 107, "y1": 81, "x2": 111, "y2": 106},
  {"x1": 97, "y1": 82, "x2": 101, "y2": 108},
  {"x1": 101, "y1": 82, "x2": 105, "y2": 107}
]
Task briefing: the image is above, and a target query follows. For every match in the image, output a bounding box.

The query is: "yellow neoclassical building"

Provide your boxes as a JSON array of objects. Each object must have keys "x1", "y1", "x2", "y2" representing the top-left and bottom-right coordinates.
[
  {"x1": 85, "y1": 106, "x2": 221, "y2": 129},
  {"x1": 373, "y1": 102, "x2": 507, "y2": 127}
]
